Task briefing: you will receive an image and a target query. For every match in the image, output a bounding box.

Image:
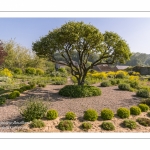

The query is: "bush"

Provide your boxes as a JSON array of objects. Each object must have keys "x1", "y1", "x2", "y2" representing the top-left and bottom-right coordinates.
[
  {"x1": 136, "y1": 117, "x2": 150, "y2": 126},
  {"x1": 59, "y1": 85, "x2": 101, "y2": 98},
  {"x1": 100, "y1": 108, "x2": 114, "y2": 120},
  {"x1": 25, "y1": 67, "x2": 36, "y2": 75},
  {"x1": 8, "y1": 90, "x2": 20, "y2": 99},
  {"x1": 58, "y1": 120, "x2": 73, "y2": 131},
  {"x1": 118, "y1": 83, "x2": 131, "y2": 91},
  {"x1": 14, "y1": 68, "x2": 22, "y2": 74},
  {"x1": 65, "y1": 112, "x2": 76, "y2": 120},
  {"x1": 51, "y1": 77, "x2": 67, "y2": 85},
  {"x1": 138, "y1": 104, "x2": 149, "y2": 112},
  {"x1": 46, "y1": 109, "x2": 58, "y2": 120},
  {"x1": 100, "y1": 81, "x2": 111, "y2": 87},
  {"x1": 101, "y1": 122, "x2": 115, "y2": 131},
  {"x1": 116, "y1": 73, "x2": 125, "y2": 79},
  {"x1": 83, "y1": 109, "x2": 98, "y2": 121},
  {"x1": 21, "y1": 100, "x2": 48, "y2": 121},
  {"x1": 117, "y1": 107, "x2": 130, "y2": 118},
  {"x1": 81, "y1": 122, "x2": 92, "y2": 131},
  {"x1": 38, "y1": 83, "x2": 46, "y2": 87},
  {"x1": 36, "y1": 68, "x2": 44, "y2": 76},
  {"x1": 0, "y1": 96, "x2": 6, "y2": 105},
  {"x1": 136, "y1": 89, "x2": 149, "y2": 98},
  {"x1": 130, "y1": 81, "x2": 139, "y2": 89},
  {"x1": 140, "y1": 98, "x2": 150, "y2": 107},
  {"x1": 30, "y1": 119, "x2": 45, "y2": 128},
  {"x1": 123, "y1": 119, "x2": 137, "y2": 129},
  {"x1": 130, "y1": 106, "x2": 141, "y2": 115}
]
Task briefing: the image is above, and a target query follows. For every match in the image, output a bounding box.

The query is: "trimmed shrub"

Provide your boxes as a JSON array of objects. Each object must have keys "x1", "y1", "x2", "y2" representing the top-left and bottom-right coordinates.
[
  {"x1": 140, "y1": 98, "x2": 150, "y2": 107},
  {"x1": 46, "y1": 109, "x2": 58, "y2": 120},
  {"x1": 58, "y1": 120, "x2": 73, "y2": 131},
  {"x1": 138, "y1": 104, "x2": 149, "y2": 112},
  {"x1": 101, "y1": 122, "x2": 115, "y2": 131},
  {"x1": 59, "y1": 85, "x2": 101, "y2": 98},
  {"x1": 30, "y1": 119, "x2": 45, "y2": 128},
  {"x1": 130, "y1": 81, "x2": 139, "y2": 89},
  {"x1": 36, "y1": 68, "x2": 44, "y2": 76},
  {"x1": 118, "y1": 83, "x2": 131, "y2": 91},
  {"x1": 0, "y1": 96, "x2": 6, "y2": 105},
  {"x1": 51, "y1": 77, "x2": 67, "y2": 85},
  {"x1": 117, "y1": 107, "x2": 130, "y2": 118},
  {"x1": 14, "y1": 68, "x2": 22, "y2": 74},
  {"x1": 21, "y1": 100, "x2": 48, "y2": 121},
  {"x1": 100, "y1": 108, "x2": 114, "y2": 120},
  {"x1": 130, "y1": 106, "x2": 141, "y2": 115},
  {"x1": 123, "y1": 119, "x2": 137, "y2": 129},
  {"x1": 109, "y1": 79, "x2": 121, "y2": 85},
  {"x1": 65, "y1": 112, "x2": 76, "y2": 120},
  {"x1": 25, "y1": 67, "x2": 36, "y2": 75},
  {"x1": 136, "y1": 89, "x2": 149, "y2": 98},
  {"x1": 81, "y1": 122, "x2": 92, "y2": 131},
  {"x1": 8, "y1": 90, "x2": 20, "y2": 99},
  {"x1": 136, "y1": 117, "x2": 150, "y2": 126},
  {"x1": 83, "y1": 109, "x2": 98, "y2": 121},
  {"x1": 116, "y1": 73, "x2": 125, "y2": 79},
  {"x1": 100, "y1": 81, "x2": 111, "y2": 87},
  {"x1": 38, "y1": 83, "x2": 46, "y2": 87}
]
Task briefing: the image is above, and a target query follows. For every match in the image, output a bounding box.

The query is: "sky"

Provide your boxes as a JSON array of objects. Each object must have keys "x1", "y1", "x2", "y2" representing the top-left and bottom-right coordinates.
[{"x1": 0, "y1": 18, "x2": 150, "y2": 54}]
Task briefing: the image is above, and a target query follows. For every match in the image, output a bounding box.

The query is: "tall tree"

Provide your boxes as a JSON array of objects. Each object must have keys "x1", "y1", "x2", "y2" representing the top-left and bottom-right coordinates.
[
  {"x1": 0, "y1": 40, "x2": 7, "y2": 66},
  {"x1": 32, "y1": 21, "x2": 131, "y2": 85}
]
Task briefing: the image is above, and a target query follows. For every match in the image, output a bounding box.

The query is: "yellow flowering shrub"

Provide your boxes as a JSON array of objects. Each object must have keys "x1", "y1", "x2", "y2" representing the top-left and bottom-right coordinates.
[
  {"x1": 115, "y1": 71, "x2": 128, "y2": 76},
  {"x1": 129, "y1": 75, "x2": 139, "y2": 81},
  {"x1": 0, "y1": 68, "x2": 13, "y2": 77},
  {"x1": 107, "y1": 71, "x2": 116, "y2": 78},
  {"x1": 92, "y1": 72, "x2": 107, "y2": 80}
]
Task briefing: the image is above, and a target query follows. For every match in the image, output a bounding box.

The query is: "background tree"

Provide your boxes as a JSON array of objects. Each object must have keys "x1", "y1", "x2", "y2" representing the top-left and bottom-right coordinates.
[
  {"x1": 32, "y1": 21, "x2": 131, "y2": 85},
  {"x1": 0, "y1": 40, "x2": 7, "y2": 67}
]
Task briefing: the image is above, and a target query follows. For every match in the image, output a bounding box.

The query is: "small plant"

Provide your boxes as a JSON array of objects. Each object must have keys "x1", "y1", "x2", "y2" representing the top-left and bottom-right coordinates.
[
  {"x1": 25, "y1": 67, "x2": 36, "y2": 75},
  {"x1": 100, "y1": 108, "x2": 114, "y2": 120},
  {"x1": 140, "y1": 98, "x2": 150, "y2": 107},
  {"x1": 81, "y1": 122, "x2": 92, "y2": 131},
  {"x1": 14, "y1": 68, "x2": 22, "y2": 74},
  {"x1": 36, "y1": 68, "x2": 44, "y2": 76},
  {"x1": 118, "y1": 83, "x2": 131, "y2": 91},
  {"x1": 130, "y1": 81, "x2": 139, "y2": 89},
  {"x1": 83, "y1": 109, "x2": 98, "y2": 121},
  {"x1": 101, "y1": 122, "x2": 115, "y2": 131},
  {"x1": 8, "y1": 90, "x2": 20, "y2": 99},
  {"x1": 100, "y1": 81, "x2": 111, "y2": 87},
  {"x1": 65, "y1": 112, "x2": 76, "y2": 120},
  {"x1": 30, "y1": 119, "x2": 45, "y2": 128},
  {"x1": 136, "y1": 117, "x2": 150, "y2": 126},
  {"x1": 21, "y1": 99, "x2": 48, "y2": 121},
  {"x1": 116, "y1": 72, "x2": 125, "y2": 79},
  {"x1": 38, "y1": 83, "x2": 46, "y2": 87},
  {"x1": 0, "y1": 96, "x2": 6, "y2": 105},
  {"x1": 138, "y1": 104, "x2": 149, "y2": 112},
  {"x1": 130, "y1": 106, "x2": 141, "y2": 115},
  {"x1": 123, "y1": 119, "x2": 137, "y2": 129},
  {"x1": 117, "y1": 107, "x2": 130, "y2": 118},
  {"x1": 46, "y1": 109, "x2": 58, "y2": 120},
  {"x1": 58, "y1": 120, "x2": 73, "y2": 131},
  {"x1": 51, "y1": 77, "x2": 67, "y2": 85},
  {"x1": 136, "y1": 89, "x2": 149, "y2": 98}
]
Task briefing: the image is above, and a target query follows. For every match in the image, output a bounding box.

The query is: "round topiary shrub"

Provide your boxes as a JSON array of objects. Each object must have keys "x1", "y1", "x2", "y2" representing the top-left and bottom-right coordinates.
[
  {"x1": 123, "y1": 119, "x2": 137, "y2": 129},
  {"x1": 25, "y1": 67, "x2": 36, "y2": 75},
  {"x1": 36, "y1": 68, "x2": 44, "y2": 76},
  {"x1": 30, "y1": 119, "x2": 45, "y2": 128},
  {"x1": 100, "y1": 108, "x2": 114, "y2": 120},
  {"x1": 38, "y1": 83, "x2": 46, "y2": 87},
  {"x1": 136, "y1": 117, "x2": 150, "y2": 126},
  {"x1": 58, "y1": 120, "x2": 73, "y2": 131},
  {"x1": 136, "y1": 89, "x2": 149, "y2": 98},
  {"x1": 46, "y1": 109, "x2": 58, "y2": 120},
  {"x1": 116, "y1": 73, "x2": 125, "y2": 79},
  {"x1": 138, "y1": 104, "x2": 149, "y2": 112},
  {"x1": 140, "y1": 98, "x2": 150, "y2": 107},
  {"x1": 83, "y1": 109, "x2": 98, "y2": 121},
  {"x1": 130, "y1": 81, "x2": 139, "y2": 89},
  {"x1": 59, "y1": 85, "x2": 101, "y2": 98},
  {"x1": 65, "y1": 111, "x2": 76, "y2": 120},
  {"x1": 101, "y1": 122, "x2": 115, "y2": 131},
  {"x1": 100, "y1": 81, "x2": 111, "y2": 87},
  {"x1": 0, "y1": 96, "x2": 6, "y2": 105},
  {"x1": 130, "y1": 106, "x2": 141, "y2": 115},
  {"x1": 8, "y1": 90, "x2": 20, "y2": 99},
  {"x1": 118, "y1": 83, "x2": 131, "y2": 91},
  {"x1": 117, "y1": 107, "x2": 130, "y2": 118},
  {"x1": 81, "y1": 122, "x2": 92, "y2": 131},
  {"x1": 14, "y1": 68, "x2": 22, "y2": 74}
]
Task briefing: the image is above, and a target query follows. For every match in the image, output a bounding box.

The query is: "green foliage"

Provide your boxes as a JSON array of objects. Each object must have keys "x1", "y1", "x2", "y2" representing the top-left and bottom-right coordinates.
[
  {"x1": 140, "y1": 98, "x2": 150, "y2": 107},
  {"x1": 130, "y1": 81, "x2": 139, "y2": 89},
  {"x1": 130, "y1": 106, "x2": 141, "y2": 115},
  {"x1": 147, "y1": 112, "x2": 150, "y2": 117},
  {"x1": 51, "y1": 77, "x2": 67, "y2": 85},
  {"x1": 38, "y1": 83, "x2": 46, "y2": 87},
  {"x1": 118, "y1": 83, "x2": 131, "y2": 91},
  {"x1": 109, "y1": 79, "x2": 121, "y2": 85},
  {"x1": 46, "y1": 109, "x2": 58, "y2": 120},
  {"x1": 81, "y1": 122, "x2": 92, "y2": 131},
  {"x1": 65, "y1": 111, "x2": 76, "y2": 120},
  {"x1": 117, "y1": 107, "x2": 130, "y2": 118},
  {"x1": 30, "y1": 119, "x2": 45, "y2": 128},
  {"x1": 136, "y1": 89, "x2": 149, "y2": 98},
  {"x1": 21, "y1": 100, "x2": 48, "y2": 121},
  {"x1": 138, "y1": 104, "x2": 149, "y2": 112},
  {"x1": 58, "y1": 68, "x2": 68, "y2": 74},
  {"x1": 100, "y1": 108, "x2": 114, "y2": 120},
  {"x1": 8, "y1": 90, "x2": 20, "y2": 99},
  {"x1": 83, "y1": 109, "x2": 98, "y2": 121},
  {"x1": 13, "y1": 68, "x2": 22, "y2": 74},
  {"x1": 0, "y1": 96, "x2": 6, "y2": 105},
  {"x1": 136, "y1": 117, "x2": 150, "y2": 126},
  {"x1": 25, "y1": 67, "x2": 36, "y2": 75},
  {"x1": 116, "y1": 73, "x2": 125, "y2": 79},
  {"x1": 123, "y1": 120, "x2": 137, "y2": 129},
  {"x1": 36, "y1": 68, "x2": 44, "y2": 76},
  {"x1": 101, "y1": 122, "x2": 115, "y2": 131},
  {"x1": 58, "y1": 120, "x2": 73, "y2": 131},
  {"x1": 100, "y1": 81, "x2": 111, "y2": 87},
  {"x1": 59, "y1": 85, "x2": 101, "y2": 98}
]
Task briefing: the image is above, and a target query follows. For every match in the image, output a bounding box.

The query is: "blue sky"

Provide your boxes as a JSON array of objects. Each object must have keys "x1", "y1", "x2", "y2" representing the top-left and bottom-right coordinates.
[{"x1": 0, "y1": 18, "x2": 150, "y2": 54}]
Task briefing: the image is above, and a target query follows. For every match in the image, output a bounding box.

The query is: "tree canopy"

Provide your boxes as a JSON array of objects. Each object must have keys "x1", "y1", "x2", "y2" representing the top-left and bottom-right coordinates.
[
  {"x1": 32, "y1": 21, "x2": 131, "y2": 85},
  {"x1": 0, "y1": 40, "x2": 7, "y2": 66}
]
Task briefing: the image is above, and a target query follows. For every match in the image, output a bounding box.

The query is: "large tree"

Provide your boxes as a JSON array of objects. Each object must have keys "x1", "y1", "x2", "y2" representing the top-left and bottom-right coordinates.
[
  {"x1": 32, "y1": 21, "x2": 131, "y2": 85},
  {"x1": 0, "y1": 40, "x2": 7, "y2": 66}
]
